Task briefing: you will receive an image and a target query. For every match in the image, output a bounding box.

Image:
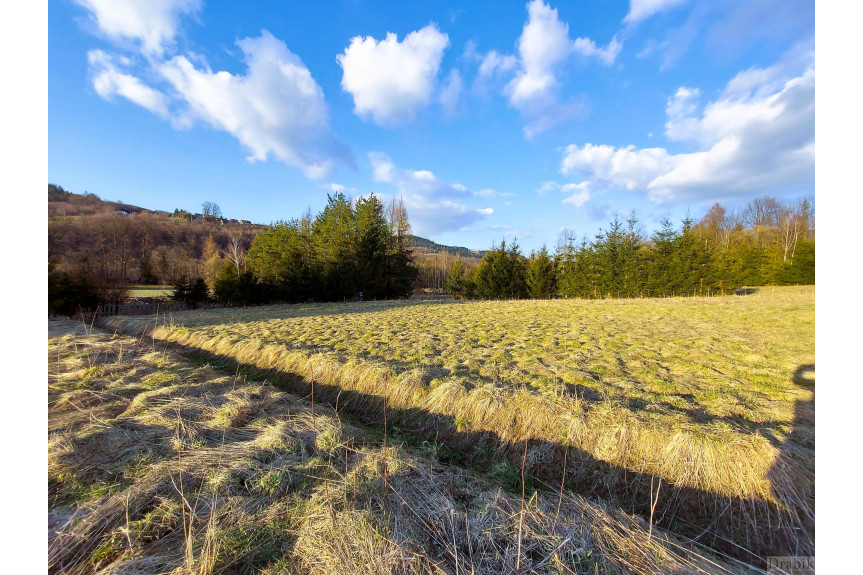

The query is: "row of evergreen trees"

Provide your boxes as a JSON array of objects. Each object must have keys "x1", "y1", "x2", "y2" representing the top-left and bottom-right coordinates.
[
  {"x1": 178, "y1": 193, "x2": 418, "y2": 305},
  {"x1": 448, "y1": 209, "x2": 814, "y2": 300}
]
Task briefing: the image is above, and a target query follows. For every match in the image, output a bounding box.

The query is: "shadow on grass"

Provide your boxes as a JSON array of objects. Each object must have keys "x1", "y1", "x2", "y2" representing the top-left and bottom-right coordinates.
[
  {"x1": 153, "y1": 298, "x2": 458, "y2": 329},
  {"x1": 138, "y1": 336, "x2": 815, "y2": 568},
  {"x1": 764, "y1": 364, "x2": 815, "y2": 561}
]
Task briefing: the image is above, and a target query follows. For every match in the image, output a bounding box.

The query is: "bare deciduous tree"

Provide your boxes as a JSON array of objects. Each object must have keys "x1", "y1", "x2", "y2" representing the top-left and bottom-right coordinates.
[
  {"x1": 741, "y1": 196, "x2": 782, "y2": 247},
  {"x1": 201, "y1": 201, "x2": 222, "y2": 219},
  {"x1": 778, "y1": 198, "x2": 814, "y2": 262},
  {"x1": 226, "y1": 237, "x2": 246, "y2": 278},
  {"x1": 388, "y1": 196, "x2": 412, "y2": 250},
  {"x1": 695, "y1": 203, "x2": 731, "y2": 250}
]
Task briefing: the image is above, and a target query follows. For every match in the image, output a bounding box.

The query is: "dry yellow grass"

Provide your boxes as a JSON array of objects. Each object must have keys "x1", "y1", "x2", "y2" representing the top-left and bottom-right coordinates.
[
  {"x1": 98, "y1": 287, "x2": 814, "y2": 563},
  {"x1": 48, "y1": 319, "x2": 745, "y2": 574}
]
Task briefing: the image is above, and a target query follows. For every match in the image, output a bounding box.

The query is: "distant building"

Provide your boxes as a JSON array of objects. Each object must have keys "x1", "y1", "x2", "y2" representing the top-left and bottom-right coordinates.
[
  {"x1": 192, "y1": 213, "x2": 204, "y2": 221},
  {"x1": 240, "y1": 219, "x2": 251, "y2": 225},
  {"x1": 116, "y1": 209, "x2": 131, "y2": 216}
]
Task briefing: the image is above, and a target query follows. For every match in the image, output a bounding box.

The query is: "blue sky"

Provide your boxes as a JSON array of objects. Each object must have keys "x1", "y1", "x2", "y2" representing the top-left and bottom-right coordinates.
[{"x1": 49, "y1": 0, "x2": 814, "y2": 252}]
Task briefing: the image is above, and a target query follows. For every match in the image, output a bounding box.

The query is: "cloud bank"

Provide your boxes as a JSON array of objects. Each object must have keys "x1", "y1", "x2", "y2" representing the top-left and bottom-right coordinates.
[
  {"x1": 369, "y1": 152, "x2": 493, "y2": 235},
  {"x1": 560, "y1": 45, "x2": 814, "y2": 203}
]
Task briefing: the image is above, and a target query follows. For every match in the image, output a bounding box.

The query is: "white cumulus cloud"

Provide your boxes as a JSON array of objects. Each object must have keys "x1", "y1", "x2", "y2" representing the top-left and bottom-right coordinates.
[
  {"x1": 478, "y1": 50, "x2": 518, "y2": 78},
  {"x1": 537, "y1": 181, "x2": 592, "y2": 207},
  {"x1": 157, "y1": 30, "x2": 352, "y2": 179},
  {"x1": 562, "y1": 144, "x2": 676, "y2": 192},
  {"x1": 369, "y1": 152, "x2": 493, "y2": 235},
  {"x1": 77, "y1": 0, "x2": 353, "y2": 180},
  {"x1": 572, "y1": 35, "x2": 623, "y2": 66},
  {"x1": 88, "y1": 50, "x2": 171, "y2": 118},
  {"x1": 504, "y1": 0, "x2": 620, "y2": 138},
  {"x1": 560, "y1": 47, "x2": 814, "y2": 203},
  {"x1": 74, "y1": 0, "x2": 201, "y2": 56},
  {"x1": 337, "y1": 25, "x2": 450, "y2": 126},
  {"x1": 560, "y1": 183, "x2": 592, "y2": 207}
]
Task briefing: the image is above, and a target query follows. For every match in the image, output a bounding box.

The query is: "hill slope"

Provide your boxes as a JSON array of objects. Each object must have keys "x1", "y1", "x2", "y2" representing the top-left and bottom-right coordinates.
[
  {"x1": 48, "y1": 186, "x2": 480, "y2": 288},
  {"x1": 408, "y1": 234, "x2": 485, "y2": 258}
]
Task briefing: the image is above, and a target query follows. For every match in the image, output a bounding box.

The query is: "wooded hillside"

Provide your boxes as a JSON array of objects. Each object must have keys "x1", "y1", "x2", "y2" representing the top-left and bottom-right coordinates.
[{"x1": 49, "y1": 184, "x2": 265, "y2": 286}]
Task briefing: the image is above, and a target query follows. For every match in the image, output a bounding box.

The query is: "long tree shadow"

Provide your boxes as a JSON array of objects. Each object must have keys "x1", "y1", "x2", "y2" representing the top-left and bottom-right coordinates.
[
  {"x1": 610, "y1": 353, "x2": 802, "y2": 443},
  {"x1": 150, "y1": 297, "x2": 458, "y2": 330},
  {"x1": 120, "y1": 335, "x2": 814, "y2": 569},
  {"x1": 766, "y1": 364, "x2": 815, "y2": 562}
]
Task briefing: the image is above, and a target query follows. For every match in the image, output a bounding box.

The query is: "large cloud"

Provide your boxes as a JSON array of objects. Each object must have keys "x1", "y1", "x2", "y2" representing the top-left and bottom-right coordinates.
[
  {"x1": 158, "y1": 31, "x2": 352, "y2": 178},
  {"x1": 73, "y1": 0, "x2": 201, "y2": 56},
  {"x1": 76, "y1": 1, "x2": 352, "y2": 179},
  {"x1": 337, "y1": 25, "x2": 449, "y2": 126},
  {"x1": 503, "y1": 0, "x2": 621, "y2": 138},
  {"x1": 369, "y1": 152, "x2": 493, "y2": 235},
  {"x1": 560, "y1": 46, "x2": 814, "y2": 203}
]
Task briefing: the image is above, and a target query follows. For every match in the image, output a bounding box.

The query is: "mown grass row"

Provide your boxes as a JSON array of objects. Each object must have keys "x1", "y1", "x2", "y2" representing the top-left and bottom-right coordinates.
[
  {"x1": 99, "y1": 288, "x2": 814, "y2": 563},
  {"x1": 49, "y1": 321, "x2": 743, "y2": 574}
]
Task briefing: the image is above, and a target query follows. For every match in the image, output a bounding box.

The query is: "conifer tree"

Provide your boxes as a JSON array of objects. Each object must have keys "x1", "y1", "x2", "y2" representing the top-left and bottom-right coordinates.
[
  {"x1": 312, "y1": 193, "x2": 358, "y2": 300},
  {"x1": 527, "y1": 246, "x2": 555, "y2": 298},
  {"x1": 354, "y1": 195, "x2": 390, "y2": 298},
  {"x1": 446, "y1": 255, "x2": 467, "y2": 298},
  {"x1": 472, "y1": 240, "x2": 528, "y2": 299},
  {"x1": 646, "y1": 217, "x2": 679, "y2": 296}
]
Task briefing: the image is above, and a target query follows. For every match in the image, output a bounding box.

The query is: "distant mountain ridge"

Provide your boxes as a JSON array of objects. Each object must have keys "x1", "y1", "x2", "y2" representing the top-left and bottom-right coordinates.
[{"x1": 408, "y1": 235, "x2": 484, "y2": 258}]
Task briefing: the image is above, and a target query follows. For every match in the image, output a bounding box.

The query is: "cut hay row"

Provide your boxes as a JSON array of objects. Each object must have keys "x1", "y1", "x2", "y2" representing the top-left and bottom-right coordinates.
[
  {"x1": 48, "y1": 321, "x2": 747, "y2": 574},
  {"x1": 98, "y1": 290, "x2": 814, "y2": 563}
]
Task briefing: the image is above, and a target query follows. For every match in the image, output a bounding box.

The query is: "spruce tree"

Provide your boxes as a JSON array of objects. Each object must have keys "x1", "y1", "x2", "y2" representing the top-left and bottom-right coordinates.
[
  {"x1": 312, "y1": 193, "x2": 358, "y2": 300},
  {"x1": 472, "y1": 240, "x2": 528, "y2": 299},
  {"x1": 527, "y1": 246, "x2": 555, "y2": 298},
  {"x1": 354, "y1": 195, "x2": 390, "y2": 299},
  {"x1": 446, "y1": 256, "x2": 467, "y2": 298}
]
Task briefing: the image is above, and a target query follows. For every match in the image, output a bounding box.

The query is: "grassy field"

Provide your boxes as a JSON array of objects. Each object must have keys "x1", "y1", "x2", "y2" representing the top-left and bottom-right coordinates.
[
  {"x1": 91, "y1": 287, "x2": 813, "y2": 566},
  {"x1": 48, "y1": 319, "x2": 742, "y2": 574},
  {"x1": 126, "y1": 285, "x2": 174, "y2": 298}
]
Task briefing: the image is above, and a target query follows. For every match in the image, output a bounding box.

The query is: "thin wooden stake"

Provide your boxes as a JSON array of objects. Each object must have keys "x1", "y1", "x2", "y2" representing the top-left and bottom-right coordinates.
[
  {"x1": 516, "y1": 438, "x2": 528, "y2": 572},
  {"x1": 648, "y1": 475, "x2": 662, "y2": 543},
  {"x1": 383, "y1": 384, "x2": 388, "y2": 495}
]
